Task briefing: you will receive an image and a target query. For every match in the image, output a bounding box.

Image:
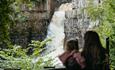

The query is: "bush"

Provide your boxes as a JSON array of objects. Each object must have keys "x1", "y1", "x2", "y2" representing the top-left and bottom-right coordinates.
[{"x1": 0, "y1": 38, "x2": 52, "y2": 70}]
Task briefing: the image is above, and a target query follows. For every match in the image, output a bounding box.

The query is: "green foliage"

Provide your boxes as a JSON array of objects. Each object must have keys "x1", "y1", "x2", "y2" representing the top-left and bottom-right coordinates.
[
  {"x1": 110, "y1": 46, "x2": 115, "y2": 70},
  {"x1": 0, "y1": 0, "x2": 14, "y2": 48},
  {"x1": 11, "y1": 0, "x2": 35, "y2": 23},
  {"x1": 0, "y1": 0, "x2": 47, "y2": 48},
  {"x1": 0, "y1": 0, "x2": 44, "y2": 49},
  {"x1": 11, "y1": 0, "x2": 45, "y2": 23},
  {"x1": 0, "y1": 0, "x2": 51, "y2": 69},
  {"x1": 0, "y1": 38, "x2": 52, "y2": 70},
  {"x1": 95, "y1": 21, "x2": 113, "y2": 48},
  {"x1": 29, "y1": 38, "x2": 52, "y2": 57},
  {"x1": 86, "y1": 0, "x2": 115, "y2": 69}
]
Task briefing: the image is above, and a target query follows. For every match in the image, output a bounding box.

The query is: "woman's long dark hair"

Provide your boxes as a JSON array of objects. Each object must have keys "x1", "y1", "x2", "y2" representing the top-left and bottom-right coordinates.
[{"x1": 82, "y1": 31, "x2": 106, "y2": 70}]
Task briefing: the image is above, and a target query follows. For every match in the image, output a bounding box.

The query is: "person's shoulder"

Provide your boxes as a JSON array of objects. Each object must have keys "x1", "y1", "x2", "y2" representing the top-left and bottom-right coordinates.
[
  {"x1": 58, "y1": 51, "x2": 72, "y2": 64},
  {"x1": 73, "y1": 51, "x2": 81, "y2": 57}
]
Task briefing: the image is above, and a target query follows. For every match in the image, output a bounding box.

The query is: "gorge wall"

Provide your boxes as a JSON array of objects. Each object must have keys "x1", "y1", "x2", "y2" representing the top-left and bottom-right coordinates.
[
  {"x1": 10, "y1": 0, "x2": 72, "y2": 47},
  {"x1": 64, "y1": 0, "x2": 101, "y2": 47}
]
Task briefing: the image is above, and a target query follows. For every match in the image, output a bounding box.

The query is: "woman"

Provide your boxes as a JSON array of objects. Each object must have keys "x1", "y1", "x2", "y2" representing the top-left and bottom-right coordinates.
[
  {"x1": 59, "y1": 39, "x2": 85, "y2": 70},
  {"x1": 82, "y1": 31, "x2": 107, "y2": 70}
]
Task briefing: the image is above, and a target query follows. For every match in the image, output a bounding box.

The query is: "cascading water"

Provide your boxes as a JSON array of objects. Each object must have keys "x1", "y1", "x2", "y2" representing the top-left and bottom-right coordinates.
[
  {"x1": 42, "y1": 3, "x2": 73, "y2": 67},
  {"x1": 44, "y1": 11, "x2": 65, "y2": 66}
]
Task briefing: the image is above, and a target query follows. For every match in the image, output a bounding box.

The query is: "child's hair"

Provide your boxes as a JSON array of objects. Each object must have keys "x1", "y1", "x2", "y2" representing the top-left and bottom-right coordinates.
[{"x1": 66, "y1": 39, "x2": 79, "y2": 51}]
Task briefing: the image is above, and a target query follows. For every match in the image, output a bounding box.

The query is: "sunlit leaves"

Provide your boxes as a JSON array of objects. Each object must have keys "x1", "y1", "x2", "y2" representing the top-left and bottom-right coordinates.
[
  {"x1": 0, "y1": 38, "x2": 51, "y2": 69},
  {"x1": 29, "y1": 38, "x2": 52, "y2": 56}
]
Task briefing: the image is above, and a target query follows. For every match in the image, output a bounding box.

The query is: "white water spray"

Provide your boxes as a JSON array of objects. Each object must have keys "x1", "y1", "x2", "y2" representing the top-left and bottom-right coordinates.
[{"x1": 43, "y1": 3, "x2": 73, "y2": 66}]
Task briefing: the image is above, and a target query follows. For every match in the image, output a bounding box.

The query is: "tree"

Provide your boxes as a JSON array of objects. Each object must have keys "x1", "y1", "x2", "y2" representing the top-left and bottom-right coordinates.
[{"x1": 0, "y1": 0, "x2": 14, "y2": 49}]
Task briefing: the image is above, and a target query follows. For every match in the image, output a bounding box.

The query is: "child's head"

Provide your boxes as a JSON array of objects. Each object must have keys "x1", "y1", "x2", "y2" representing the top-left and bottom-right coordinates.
[{"x1": 66, "y1": 39, "x2": 79, "y2": 51}]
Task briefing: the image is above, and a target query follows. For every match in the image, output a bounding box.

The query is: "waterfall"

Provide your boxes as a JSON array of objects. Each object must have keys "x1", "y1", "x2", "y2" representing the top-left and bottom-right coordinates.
[{"x1": 42, "y1": 3, "x2": 73, "y2": 67}]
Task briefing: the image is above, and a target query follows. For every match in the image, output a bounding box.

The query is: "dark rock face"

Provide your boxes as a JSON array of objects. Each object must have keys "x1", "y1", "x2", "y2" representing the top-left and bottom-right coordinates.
[
  {"x1": 55, "y1": 0, "x2": 72, "y2": 10},
  {"x1": 10, "y1": 0, "x2": 72, "y2": 47},
  {"x1": 10, "y1": 1, "x2": 51, "y2": 47},
  {"x1": 64, "y1": 1, "x2": 87, "y2": 47},
  {"x1": 10, "y1": 20, "x2": 49, "y2": 47}
]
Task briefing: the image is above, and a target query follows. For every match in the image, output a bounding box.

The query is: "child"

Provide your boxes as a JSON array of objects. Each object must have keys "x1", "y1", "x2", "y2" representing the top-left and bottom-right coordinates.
[{"x1": 59, "y1": 39, "x2": 85, "y2": 70}]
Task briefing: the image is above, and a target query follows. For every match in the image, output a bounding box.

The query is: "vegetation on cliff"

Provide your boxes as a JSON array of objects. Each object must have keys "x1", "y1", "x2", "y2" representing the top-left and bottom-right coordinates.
[{"x1": 86, "y1": 0, "x2": 115, "y2": 69}]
